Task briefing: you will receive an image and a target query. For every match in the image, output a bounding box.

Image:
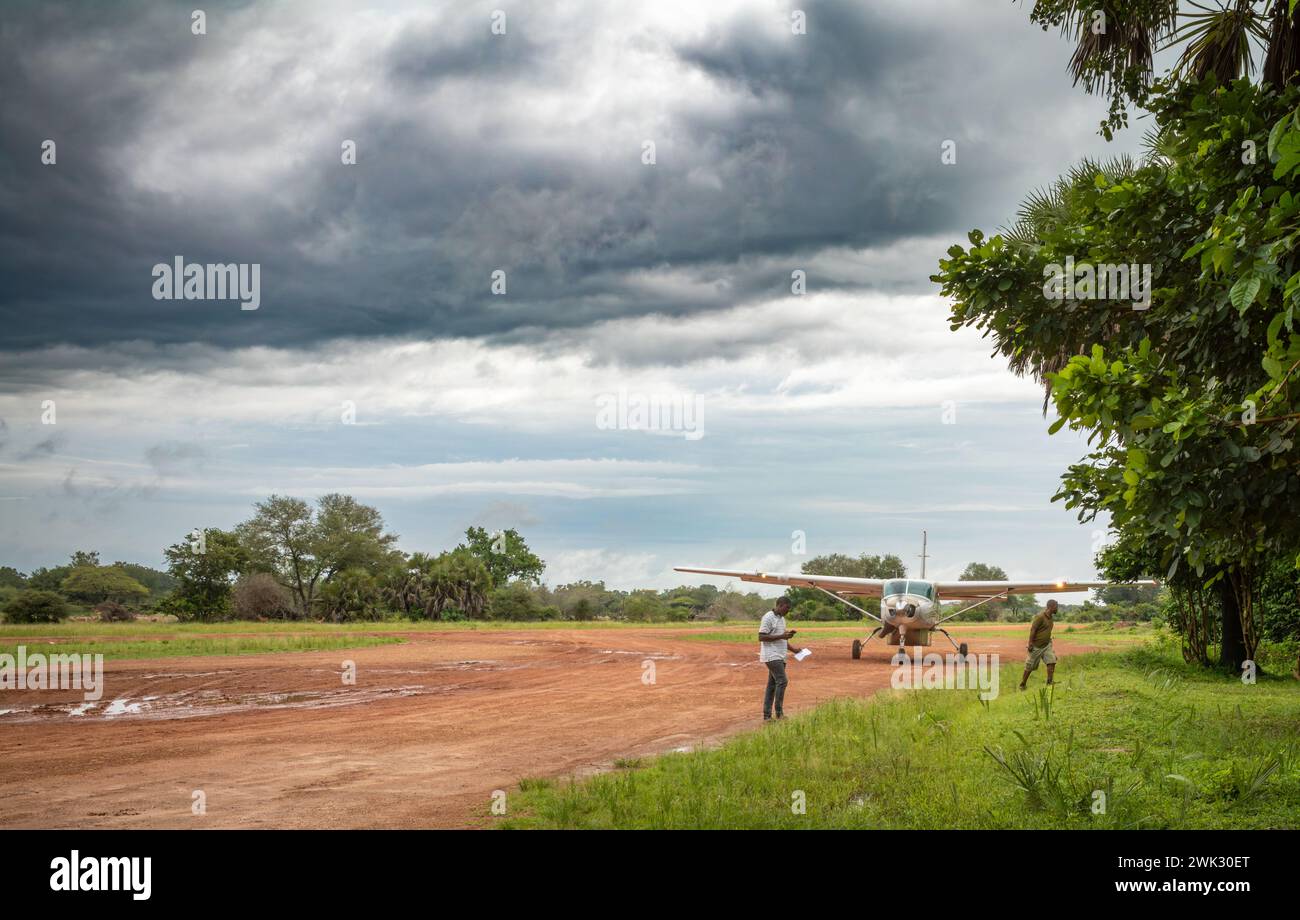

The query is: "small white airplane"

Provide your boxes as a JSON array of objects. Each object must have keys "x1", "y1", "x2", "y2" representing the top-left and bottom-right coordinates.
[{"x1": 676, "y1": 532, "x2": 1157, "y2": 659}]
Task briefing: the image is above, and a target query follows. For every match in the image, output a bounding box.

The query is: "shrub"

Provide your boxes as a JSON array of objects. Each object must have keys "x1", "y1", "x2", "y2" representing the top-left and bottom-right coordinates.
[
  {"x1": 231, "y1": 573, "x2": 294, "y2": 620},
  {"x1": 489, "y1": 582, "x2": 544, "y2": 620},
  {"x1": 156, "y1": 593, "x2": 228, "y2": 622},
  {"x1": 2, "y1": 589, "x2": 71, "y2": 623},
  {"x1": 317, "y1": 569, "x2": 382, "y2": 622},
  {"x1": 94, "y1": 601, "x2": 135, "y2": 622}
]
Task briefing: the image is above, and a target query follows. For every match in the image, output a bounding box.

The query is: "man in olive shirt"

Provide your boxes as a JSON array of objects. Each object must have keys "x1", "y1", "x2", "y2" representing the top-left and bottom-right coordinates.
[{"x1": 1019, "y1": 599, "x2": 1058, "y2": 690}]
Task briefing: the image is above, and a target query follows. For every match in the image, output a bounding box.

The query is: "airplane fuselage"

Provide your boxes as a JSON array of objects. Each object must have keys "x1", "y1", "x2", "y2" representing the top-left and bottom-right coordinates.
[{"x1": 880, "y1": 578, "x2": 940, "y2": 642}]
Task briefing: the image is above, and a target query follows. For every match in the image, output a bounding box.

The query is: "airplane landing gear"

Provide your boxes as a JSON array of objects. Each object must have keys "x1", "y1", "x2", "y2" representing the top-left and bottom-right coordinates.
[
  {"x1": 936, "y1": 627, "x2": 968, "y2": 660},
  {"x1": 851, "y1": 627, "x2": 882, "y2": 660}
]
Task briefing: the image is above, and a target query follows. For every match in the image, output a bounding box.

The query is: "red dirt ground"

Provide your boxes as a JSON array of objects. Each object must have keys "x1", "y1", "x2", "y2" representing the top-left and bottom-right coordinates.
[{"x1": 0, "y1": 626, "x2": 1099, "y2": 828}]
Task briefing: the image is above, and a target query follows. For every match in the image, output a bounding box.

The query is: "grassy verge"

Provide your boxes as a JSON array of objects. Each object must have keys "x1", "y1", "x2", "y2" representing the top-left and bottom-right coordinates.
[
  {"x1": 0, "y1": 634, "x2": 405, "y2": 659},
  {"x1": 498, "y1": 644, "x2": 1300, "y2": 829},
  {"x1": 0, "y1": 619, "x2": 718, "y2": 639}
]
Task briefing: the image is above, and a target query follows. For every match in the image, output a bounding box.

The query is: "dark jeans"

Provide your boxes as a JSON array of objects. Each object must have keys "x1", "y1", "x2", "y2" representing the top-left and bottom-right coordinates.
[{"x1": 763, "y1": 659, "x2": 788, "y2": 717}]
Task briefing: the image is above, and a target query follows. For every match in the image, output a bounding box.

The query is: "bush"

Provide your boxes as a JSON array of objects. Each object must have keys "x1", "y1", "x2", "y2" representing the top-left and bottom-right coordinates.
[
  {"x1": 318, "y1": 569, "x2": 384, "y2": 622},
  {"x1": 2, "y1": 589, "x2": 71, "y2": 623},
  {"x1": 155, "y1": 593, "x2": 228, "y2": 622},
  {"x1": 94, "y1": 601, "x2": 135, "y2": 622},
  {"x1": 232, "y1": 573, "x2": 294, "y2": 620},
  {"x1": 489, "y1": 582, "x2": 545, "y2": 620}
]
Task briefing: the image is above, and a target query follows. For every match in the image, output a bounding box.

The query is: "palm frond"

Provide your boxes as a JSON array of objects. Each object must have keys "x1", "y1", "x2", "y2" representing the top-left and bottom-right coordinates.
[
  {"x1": 1166, "y1": 0, "x2": 1271, "y2": 84},
  {"x1": 1042, "y1": 1, "x2": 1180, "y2": 92},
  {"x1": 1001, "y1": 155, "x2": 1138, "y2": 246},
  {"x1": 1263, "y1": 0, "x2": 1300, "y2": 87}
]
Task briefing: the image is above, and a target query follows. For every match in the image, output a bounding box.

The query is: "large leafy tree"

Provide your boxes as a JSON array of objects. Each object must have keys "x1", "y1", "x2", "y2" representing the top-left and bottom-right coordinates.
[
  {"x1": 162, "y1": 528, "x2": 248, "y2": 620},
  {"x1": 459, "y1": 526, "x2": 545, "y2": 588},
  {"x1": 959, "y1": 562, "x2": 1038, "y2": 620},
  {"x1": 237, "y1": 494, "x2": 398, "y2": 616},
  {"x1": 935, "y1": 3, "x2": 1300, "y2": 672},
  {"x1": 60, "y1": 566, "x2": 149, "y2": 605}
]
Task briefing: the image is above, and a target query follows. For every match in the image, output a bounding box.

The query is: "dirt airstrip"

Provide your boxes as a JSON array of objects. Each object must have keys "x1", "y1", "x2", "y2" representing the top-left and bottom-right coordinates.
[{"x1": 0, "y1": 625, "x2": 1100, "y2": 828}]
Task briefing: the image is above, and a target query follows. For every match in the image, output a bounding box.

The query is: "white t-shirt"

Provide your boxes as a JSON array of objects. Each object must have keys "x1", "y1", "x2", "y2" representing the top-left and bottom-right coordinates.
[{"x1": 759, "y1": 611, "x2": 787, "y2": 662}]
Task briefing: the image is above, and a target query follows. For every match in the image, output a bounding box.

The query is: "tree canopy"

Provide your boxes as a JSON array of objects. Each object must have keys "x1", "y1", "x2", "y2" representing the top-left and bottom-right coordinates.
[{"x1": 935, "y1": 2, "x2": 1300, "y2": 671}]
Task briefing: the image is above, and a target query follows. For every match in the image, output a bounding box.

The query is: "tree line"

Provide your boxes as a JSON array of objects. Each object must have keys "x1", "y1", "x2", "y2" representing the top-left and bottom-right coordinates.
[
  {"x1": 1, "y1": 493, "x2": 770, "y2": 623},
  {"x1": 2, "y1": 502, "x2": 1162, "y2": 626}
]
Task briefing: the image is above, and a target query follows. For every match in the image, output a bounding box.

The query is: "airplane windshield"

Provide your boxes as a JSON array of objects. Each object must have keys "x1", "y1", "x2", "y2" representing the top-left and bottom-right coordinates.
[{"x1": 883, "y1": 579, "x2": 935, "y2": 600}]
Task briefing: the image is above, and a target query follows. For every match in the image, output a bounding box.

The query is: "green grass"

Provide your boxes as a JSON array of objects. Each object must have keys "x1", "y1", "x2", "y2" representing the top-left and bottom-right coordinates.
[
  {"x1": 0, "y1": 634, "x2": 404, "y2": 659},
  {"x1": 0, "y1": 618, "x2": 708, "y2": 639},
  {"x1": 497, "y1": 644, "x2": 1300, "y2": 829}
]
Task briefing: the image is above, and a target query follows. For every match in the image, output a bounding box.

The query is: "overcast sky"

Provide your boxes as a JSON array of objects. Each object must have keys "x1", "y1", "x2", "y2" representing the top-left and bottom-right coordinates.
[{"x1": 0, "y1": 0, "x2": 1144, "y2": 592}]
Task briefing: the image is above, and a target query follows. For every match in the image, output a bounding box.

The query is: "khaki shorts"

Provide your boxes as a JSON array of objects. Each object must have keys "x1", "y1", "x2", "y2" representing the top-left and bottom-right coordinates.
[{"x1": 1025, "y1": 640, "x2": 1057, "y2": 671}]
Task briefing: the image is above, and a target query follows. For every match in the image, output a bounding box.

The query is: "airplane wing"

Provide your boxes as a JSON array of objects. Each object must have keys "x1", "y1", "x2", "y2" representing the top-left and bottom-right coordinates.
[
  {"x1": 933, "y1": 579, "x2": 1159, "y2": 600},
  {"x1": 674, "y1": 567, "x2": 1158, "y2": 600},
  {"x1": 672, "y1": 566, "x2": 888, "y2": 596}
]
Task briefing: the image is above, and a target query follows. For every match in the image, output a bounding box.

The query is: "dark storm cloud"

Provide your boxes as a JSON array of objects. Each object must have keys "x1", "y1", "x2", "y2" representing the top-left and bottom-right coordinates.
[{"x1": 0, "y1": 0, "x2": 1111, "y2": 360}]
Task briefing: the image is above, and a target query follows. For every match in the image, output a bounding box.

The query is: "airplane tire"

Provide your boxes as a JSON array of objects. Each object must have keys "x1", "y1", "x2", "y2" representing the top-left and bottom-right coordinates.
[
  {"x1": 959, "y1": 643, "x2": 969, "y2": 658},
  {"x1": 851, "y1": 639, "x2": 862, "y2": 660}
]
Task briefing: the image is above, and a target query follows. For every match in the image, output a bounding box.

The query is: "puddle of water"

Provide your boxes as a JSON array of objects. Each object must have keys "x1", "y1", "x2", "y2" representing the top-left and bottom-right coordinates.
[
  {"x1": 103, "y1": 699, "x2": 143, "y2": 717},
  {"x1": 0, "y1": 682, "x2": 472, "y2": 725}
]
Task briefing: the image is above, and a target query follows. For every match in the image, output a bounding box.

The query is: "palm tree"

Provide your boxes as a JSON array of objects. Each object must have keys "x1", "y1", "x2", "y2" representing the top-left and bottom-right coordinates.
[
  {"x1": 1001, "y1": 155, "x2": 1140, "y2": 410},
  {"x1": 382, "y1": 550, "x2": 490, "y2": 619},
  {"x1": 1040, "y1": 1, "x2": 1300, "y2": 103}
]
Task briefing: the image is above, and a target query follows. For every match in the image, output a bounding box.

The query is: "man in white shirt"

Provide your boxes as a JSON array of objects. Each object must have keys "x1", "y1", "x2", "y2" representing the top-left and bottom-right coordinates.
[{"x1": 758, "y1": 597, "x2": 802, "y2": 720}]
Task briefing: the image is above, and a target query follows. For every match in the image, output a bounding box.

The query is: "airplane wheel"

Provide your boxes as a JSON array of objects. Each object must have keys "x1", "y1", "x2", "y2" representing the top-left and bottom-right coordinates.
[
  {"x1": 851, "y1": 639, "x2": 862, "y2": 660},
  {"x1": 959, "y1": 643, "x2": 969, "y2": 658}
]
